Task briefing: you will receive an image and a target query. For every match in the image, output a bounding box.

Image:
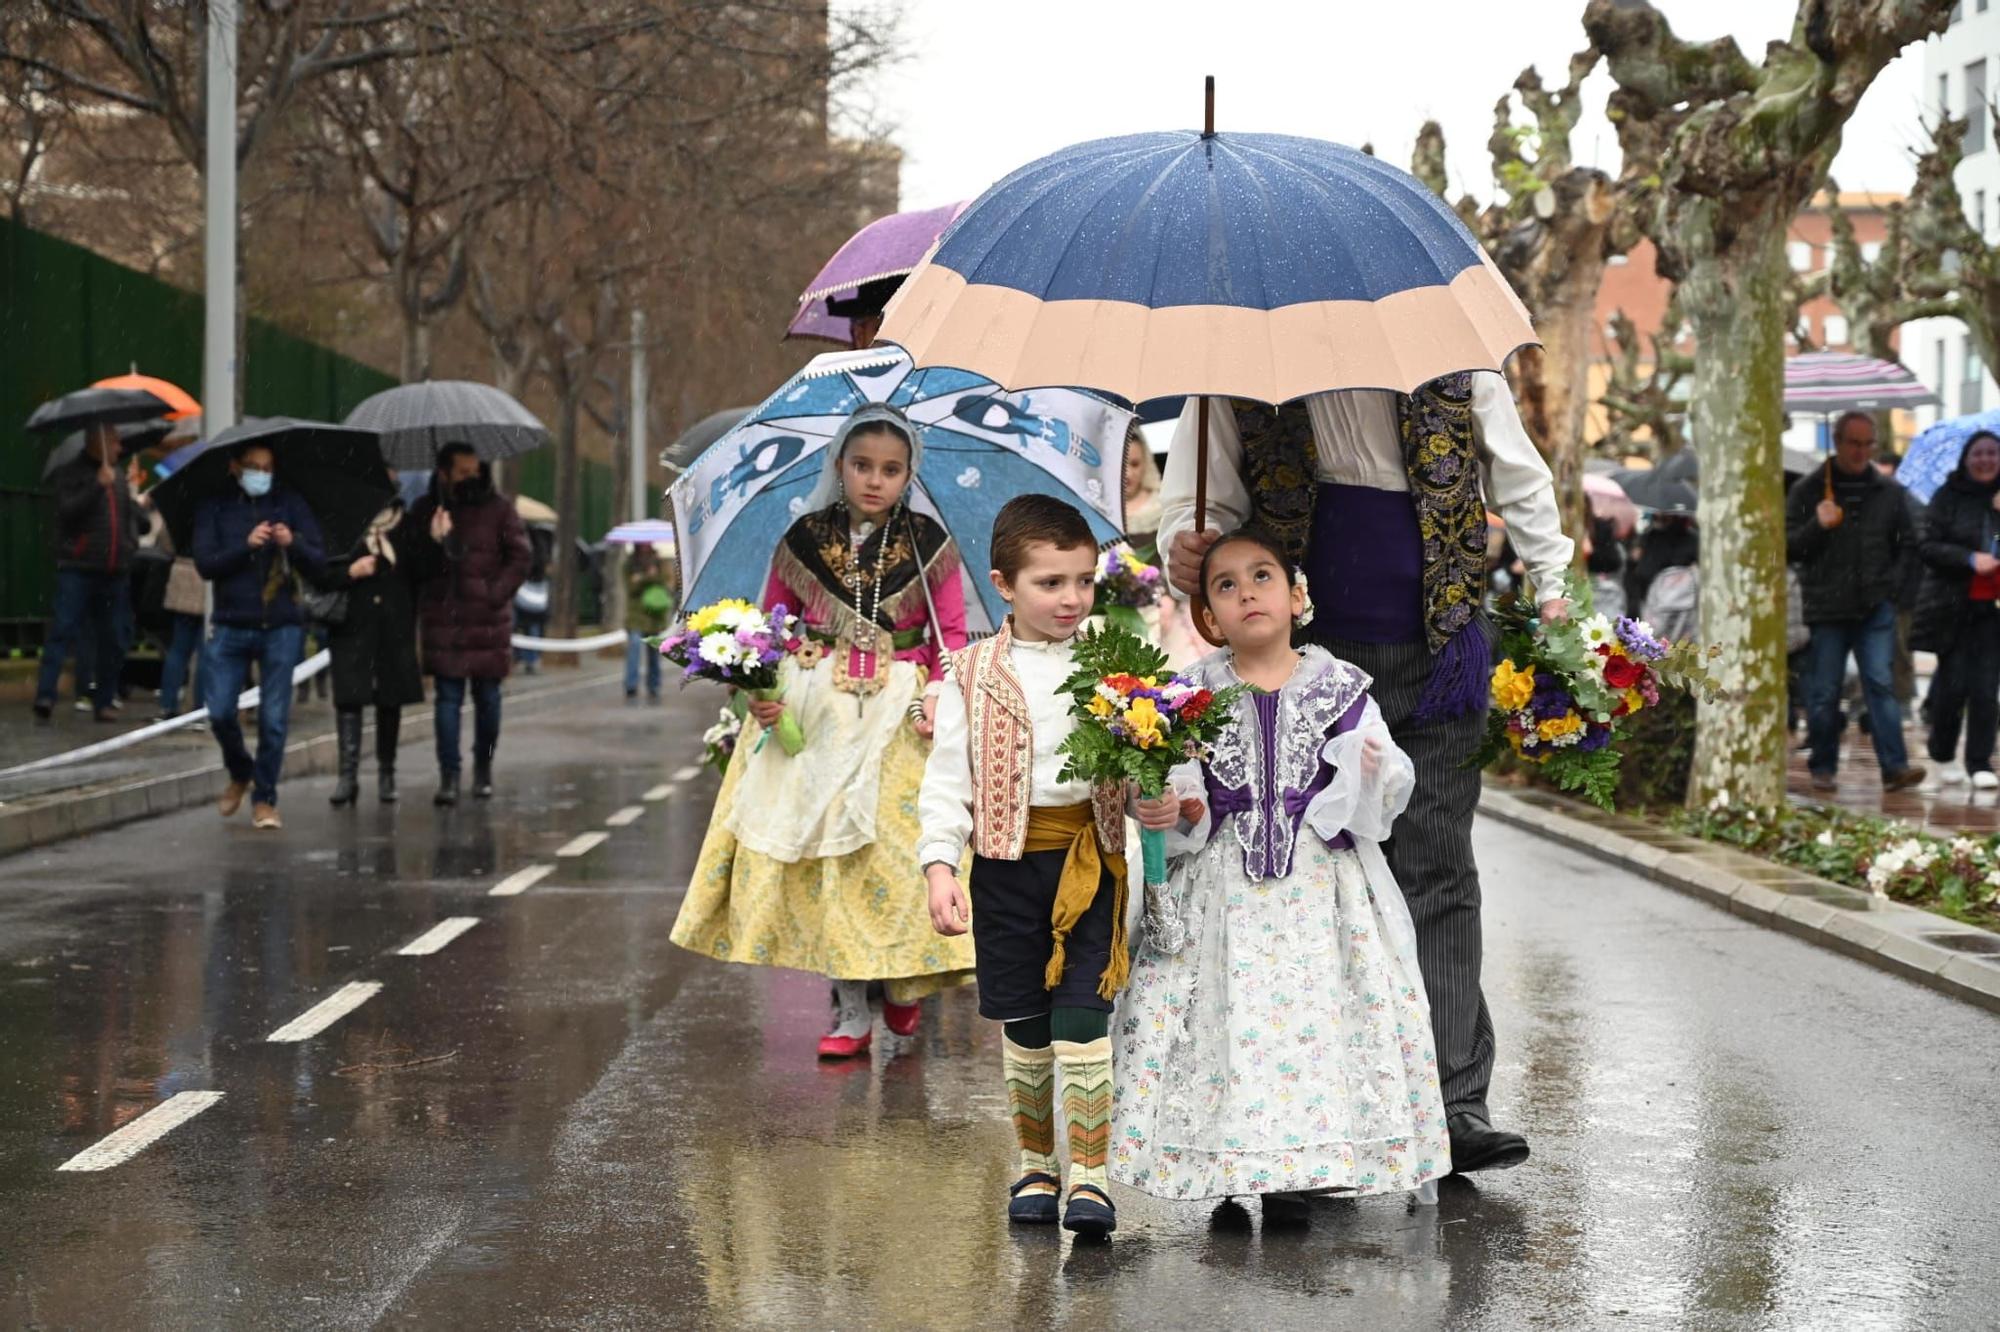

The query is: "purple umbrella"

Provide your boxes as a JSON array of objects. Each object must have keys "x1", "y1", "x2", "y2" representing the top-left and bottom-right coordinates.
[{"x1": 786, "y1": 201, "x2": 969, "y2": 345}]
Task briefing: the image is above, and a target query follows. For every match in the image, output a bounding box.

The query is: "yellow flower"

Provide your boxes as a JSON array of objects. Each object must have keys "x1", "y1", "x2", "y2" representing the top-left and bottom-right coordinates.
[
  {"x1": 1623, "y1": 687, "x2": 1645, "y2": 715},
  {"x1": 1491, "y1": 660, "x2": 1535, "y2": 712},
  {"x1": 687, "y1": 597, "x2": 755, "y2": 635},
  {"x1": 1536, "y1": 712, "x2": 1584, "y2": 742},
  {"x1": 1088, "y1": 694, "x2": 1114, "y2": 718},
  {"x1": 1126, "y1": 696, "x2": 1164, "y2": 749}
]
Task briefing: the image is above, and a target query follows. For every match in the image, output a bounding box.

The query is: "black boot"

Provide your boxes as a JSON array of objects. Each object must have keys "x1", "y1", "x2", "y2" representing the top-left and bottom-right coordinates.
[
  {"x1": 376, "y1": 706, "x2": 400, "y2": 804},
  {"x1": 329, "y1": 708, "x2": 363, "y2": 807},
  {"x1": 434, "y1": 770, "x2": 460, "y2": 807},
  {"x1": 473, "y1": 746, "x2": 495, "y2": 800}
]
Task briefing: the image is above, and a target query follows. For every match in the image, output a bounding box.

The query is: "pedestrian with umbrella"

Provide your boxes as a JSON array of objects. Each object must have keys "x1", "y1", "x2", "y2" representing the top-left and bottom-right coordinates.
[
  {"x1": 184, "y1": 436, "x2": 329, "y2": 829},
  {"x1": 1913, "y1": 431, "x2": 2000, "y2": 789},
  {"x1": 604, "y1": 521, "x2": 676, "y2": 702},
  {"x1": 880, "y1": 89, "x2": 1559, "y2": 1197},
  {"x1": 30, "y1": 420, "x2": 141, "y2": 723},
  {"x1": 407, "y1": 442, "x2": 532, "y2": 806}
]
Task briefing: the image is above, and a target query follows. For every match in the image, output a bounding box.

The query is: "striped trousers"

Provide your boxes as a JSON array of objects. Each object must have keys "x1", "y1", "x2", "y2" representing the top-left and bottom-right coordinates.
[{"x1": 1323, "y1": 631, "x2": 1495, "y2": 1121}]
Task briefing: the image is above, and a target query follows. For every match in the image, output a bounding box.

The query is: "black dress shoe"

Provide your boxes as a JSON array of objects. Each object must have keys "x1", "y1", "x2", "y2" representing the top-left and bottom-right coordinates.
[
  {"x1": 1447, "y1": 1112, "x2": 1530, "y2": 1174},
  {"x1": 1260, "y1": 1192, "x2": 1312, "y2": 1227},
  {"x1": 434, "y1": 772, "x2": 460, "y2": 807}
]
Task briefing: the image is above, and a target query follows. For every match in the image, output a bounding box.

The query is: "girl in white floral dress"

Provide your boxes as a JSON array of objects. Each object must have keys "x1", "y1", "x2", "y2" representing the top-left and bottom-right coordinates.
[{"x1": 1111, "y1": 529, "x2": 1451, "y2": 1225}]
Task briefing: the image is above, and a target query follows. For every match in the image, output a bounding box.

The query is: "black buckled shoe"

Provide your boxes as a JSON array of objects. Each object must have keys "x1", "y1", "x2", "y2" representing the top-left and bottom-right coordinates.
[
  {"x1": 1260, "y1": 1192, "x2": 1312, "y2": 1227},
  {"x1": 1061, "y1": 1183, "x2": 1116, "y2": 1238},
  {"x1": 1447, "y1": 1112, "x2": 1530, "y2": 1174},
  {"x1": 1007, "y1": 1172, "x2": 1061, "y2": 1225}
]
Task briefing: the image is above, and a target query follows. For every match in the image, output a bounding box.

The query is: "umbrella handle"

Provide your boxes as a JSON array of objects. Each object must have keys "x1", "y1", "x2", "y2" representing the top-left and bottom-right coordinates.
[{"x1": 1191, "y1": 395, "x2": 1225, "y2": 647}]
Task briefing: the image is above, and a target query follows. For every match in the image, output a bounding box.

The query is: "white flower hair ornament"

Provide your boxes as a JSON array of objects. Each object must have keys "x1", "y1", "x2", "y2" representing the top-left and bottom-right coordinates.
[{"x1": 1293, "y1": 569, "x2": 1316, "y2": 630}]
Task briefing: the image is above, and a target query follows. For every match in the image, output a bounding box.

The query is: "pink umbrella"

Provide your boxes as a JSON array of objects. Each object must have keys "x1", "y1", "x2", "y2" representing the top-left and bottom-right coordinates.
[
  {"x1": 787, "y1": 201, "x2": 969, "y2": 345},
  {"x1": 1584, "y1": 472, "x2": 1639, "y2": 539}
]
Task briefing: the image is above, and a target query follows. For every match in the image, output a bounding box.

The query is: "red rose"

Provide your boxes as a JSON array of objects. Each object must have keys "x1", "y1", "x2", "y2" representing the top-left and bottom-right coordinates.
[
  {"x1": 1179, "y1": 689, "x2": 1214, "y2": 723},
  {"x1": 1602, "y1": 653, "x2": 1644, "y2": 689}
]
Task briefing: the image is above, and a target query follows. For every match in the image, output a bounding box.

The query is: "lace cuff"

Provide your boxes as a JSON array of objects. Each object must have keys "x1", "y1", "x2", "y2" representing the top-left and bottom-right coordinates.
[{"x1": 1302, "y1": 699, "x2": 1413, "y2": 845}]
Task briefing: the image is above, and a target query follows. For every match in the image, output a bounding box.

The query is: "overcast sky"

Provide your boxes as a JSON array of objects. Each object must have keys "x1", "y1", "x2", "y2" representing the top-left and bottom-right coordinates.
[{"x1": 854, "y1": 0, "x2": 1934, "y2": 212}]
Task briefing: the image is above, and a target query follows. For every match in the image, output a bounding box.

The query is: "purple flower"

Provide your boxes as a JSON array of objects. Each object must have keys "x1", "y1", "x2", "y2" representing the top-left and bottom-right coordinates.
[
  {"x1": 1577, "y1": 724, "x2": 1614, "y2": 753},
  {"x1": 1616, "y1": 617, "x2": 1669, "y2": 661}
]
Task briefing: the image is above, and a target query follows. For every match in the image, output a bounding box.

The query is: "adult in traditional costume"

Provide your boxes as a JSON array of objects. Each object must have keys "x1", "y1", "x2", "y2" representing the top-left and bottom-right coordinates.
[{"x1": 1156, "y1": 374, "x2": 1573, "y2": 1172}]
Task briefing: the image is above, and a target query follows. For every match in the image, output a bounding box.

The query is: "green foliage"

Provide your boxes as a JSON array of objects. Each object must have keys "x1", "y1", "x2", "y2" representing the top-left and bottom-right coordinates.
[{"x1": 1052, "y1": 622, "x2": 1247, "y2": 799}]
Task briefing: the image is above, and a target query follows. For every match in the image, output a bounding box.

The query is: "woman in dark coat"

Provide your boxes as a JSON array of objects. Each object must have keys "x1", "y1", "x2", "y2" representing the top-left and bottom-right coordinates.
[
  {"x1": 1914, "y1": 431, "x2": 2000, "y2": 789},
  {"x1": 324, "y1": 496, "x2": 436, "y2": 806}
]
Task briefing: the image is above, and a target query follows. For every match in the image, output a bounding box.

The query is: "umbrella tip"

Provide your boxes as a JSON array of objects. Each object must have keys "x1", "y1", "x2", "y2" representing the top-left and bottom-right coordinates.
[{"x1": 1203, "y1": 75, "x2": 1215, "y2": 138}]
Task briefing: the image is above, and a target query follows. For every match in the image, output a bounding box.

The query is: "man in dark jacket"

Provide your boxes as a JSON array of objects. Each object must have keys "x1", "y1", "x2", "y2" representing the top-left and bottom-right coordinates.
[
  {"x1": 191, "y1": 441, "x2": 325, "y2": 829},
  {"x1": 33, "y1": 424, "x2": 140, "y2": 722},
  {"x1": 1785, "y1": 411, "x2": 1923, "y2": 793},
  {"x1": 408, "y1": 443, "x2": 530, "y2": 806}
]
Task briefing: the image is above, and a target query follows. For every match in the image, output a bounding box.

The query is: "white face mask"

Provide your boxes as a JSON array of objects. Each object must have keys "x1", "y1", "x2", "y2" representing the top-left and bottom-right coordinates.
[{"x1": 239, "y1": 468, "x2": 273, "y2": 498}]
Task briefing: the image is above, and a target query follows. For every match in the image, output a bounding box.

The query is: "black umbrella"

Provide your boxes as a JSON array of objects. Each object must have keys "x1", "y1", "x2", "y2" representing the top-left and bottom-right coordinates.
[
  {"x1": 1613, "y1": 468, "x2": 1699, "y2": 515},
  {"x1": 661, "y1": 406, "x2": 753, "y2": 474},
  {"x1": 343, "y1": 380, "x2": 548, "y2": 471},
  {"x1": 1655, "y1": 447, "x2": 1698, "y2": 484},
  {"x1": 40, "y1": 418, "x2": 177, "y2": 480},
  {"x1": 150, "y1": 418, "x2": 394, "y2": 556},
  {"x1": 25, "y1": 386, "x2": 173, "y2": 435}
]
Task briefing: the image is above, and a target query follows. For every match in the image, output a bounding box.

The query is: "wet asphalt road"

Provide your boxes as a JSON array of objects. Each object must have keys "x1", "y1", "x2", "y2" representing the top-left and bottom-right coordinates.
[{"x1": 2, "y1": 686, "x2": 1998, "y2": 1331}]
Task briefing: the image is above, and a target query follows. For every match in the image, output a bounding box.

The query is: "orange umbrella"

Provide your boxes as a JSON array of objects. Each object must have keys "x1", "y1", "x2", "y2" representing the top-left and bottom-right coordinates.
[{"x1": 92, "y1": 372, "x2": 199, "y2": 420}]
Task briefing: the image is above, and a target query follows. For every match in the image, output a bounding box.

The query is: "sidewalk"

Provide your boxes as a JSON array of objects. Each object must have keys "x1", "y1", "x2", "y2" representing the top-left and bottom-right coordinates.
[{"x1": 1789, "y1": 719, "x2": 2000, "y2": 836}]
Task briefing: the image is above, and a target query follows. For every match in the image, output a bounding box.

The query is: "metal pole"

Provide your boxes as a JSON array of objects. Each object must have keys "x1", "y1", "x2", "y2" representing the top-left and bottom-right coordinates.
[
  {"x1": 629, "y1": 308, "x2": 648, "y2": 522},
  {"x1": 202, "y1": 0, "x2": 237, "y2": 436}
]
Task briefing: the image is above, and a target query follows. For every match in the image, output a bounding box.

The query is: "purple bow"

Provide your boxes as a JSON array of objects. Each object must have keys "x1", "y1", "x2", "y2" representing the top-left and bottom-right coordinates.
[{"x1": 1204, "y1": 765, "x2": 1350, "y2": 879}]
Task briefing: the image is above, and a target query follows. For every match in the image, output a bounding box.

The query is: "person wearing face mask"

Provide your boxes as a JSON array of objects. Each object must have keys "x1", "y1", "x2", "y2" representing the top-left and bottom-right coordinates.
[
  {"x1": 670, "y1": 405, "x2": 976, "y2": 1058},
  {"x1": 406, "y1": 442, "x2": 532, "y2": 806},
  {"x1": 190, "y1": 441, "x2": 326, "y2": 830},
  {"x1": 1915, "y1": 431, "x2": 2000, "y2": 789}
]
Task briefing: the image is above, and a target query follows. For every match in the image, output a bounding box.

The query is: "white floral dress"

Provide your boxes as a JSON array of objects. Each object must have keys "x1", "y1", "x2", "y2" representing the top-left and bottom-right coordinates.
[{"x1": 1111, "y1": 646, "x2": 1452, "y2": 1200}]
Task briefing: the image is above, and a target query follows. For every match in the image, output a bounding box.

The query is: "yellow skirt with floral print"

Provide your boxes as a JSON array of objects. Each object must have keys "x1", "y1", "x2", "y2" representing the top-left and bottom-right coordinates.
[{"x1": 671, "y1": 719, "x2": 974, "y2": 1003}]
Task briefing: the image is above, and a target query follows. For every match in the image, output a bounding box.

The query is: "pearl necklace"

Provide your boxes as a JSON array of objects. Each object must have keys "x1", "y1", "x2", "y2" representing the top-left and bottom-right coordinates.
[{"x1": 845, "y1": 505, "x2": 893, "y2": 683}]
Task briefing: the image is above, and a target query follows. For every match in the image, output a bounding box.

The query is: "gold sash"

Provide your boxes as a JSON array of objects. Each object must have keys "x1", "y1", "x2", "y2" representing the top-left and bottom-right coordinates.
[{"x1": 1026, "y1": 803, "x2": 1129, "y2": 1000}]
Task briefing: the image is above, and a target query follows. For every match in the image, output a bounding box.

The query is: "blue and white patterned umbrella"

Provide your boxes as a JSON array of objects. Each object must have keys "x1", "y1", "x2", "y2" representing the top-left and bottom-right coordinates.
[
  {"x1": 1901, "y1": 409, "x2": 2000, "y2": 502},
  {"x1": 670, "y1": 345, "x2": 1129, "y2": 631}
]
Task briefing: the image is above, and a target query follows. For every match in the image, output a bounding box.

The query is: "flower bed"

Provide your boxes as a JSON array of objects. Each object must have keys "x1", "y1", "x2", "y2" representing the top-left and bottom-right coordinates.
[{"x1": 1668, "y1": 795, "x2": 2000, "y2": 930}]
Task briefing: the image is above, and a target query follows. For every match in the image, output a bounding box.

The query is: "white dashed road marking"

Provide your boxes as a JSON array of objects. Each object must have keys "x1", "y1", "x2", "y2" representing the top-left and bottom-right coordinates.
[
  {"x1": 605, "y1": 806, "x2": 645, "y2": 828},
  {"x1": 489, "y1": 864, "x2": 553, "y2": 897},
  {"x1": 267, "y1": 981, "x2": 383, "y2": 1042},
  {"x1": 643, "y1": 784, "x2": 675, "y2": 801},
  {"x1": 395, "y1": 917, "x2": 482, "y2": 956},
  {"x1": 56, "y1": 1092, "x2": 225, "y2": 1172},
  {"x1": 670, "y1": 765, "x2": 701, "y2": 782},
  {"x1": 556, "y1": 831, "x2": 608, "y2": 858}
]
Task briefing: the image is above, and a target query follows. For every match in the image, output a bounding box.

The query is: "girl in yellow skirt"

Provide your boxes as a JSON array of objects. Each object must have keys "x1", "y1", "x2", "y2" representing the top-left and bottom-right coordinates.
[{"x1": 671, "y1": 404, "x2": 975, "y2": 1058}]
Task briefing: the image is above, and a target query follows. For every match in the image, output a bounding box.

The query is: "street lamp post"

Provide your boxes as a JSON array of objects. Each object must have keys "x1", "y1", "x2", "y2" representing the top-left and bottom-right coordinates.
[{"x1": 202, "y1": 0, "x2": 238, "y2": 436}]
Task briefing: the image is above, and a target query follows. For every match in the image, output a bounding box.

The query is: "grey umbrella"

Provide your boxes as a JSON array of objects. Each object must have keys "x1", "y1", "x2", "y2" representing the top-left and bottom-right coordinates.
[
  {"x1": 1613, "y1": 468, "x2": 1698, "y2": 515},
  {"x1": 342, "y1": 380, "x2": 549, "y2": 471},
  {"x1": 41, "y1": 419, "x2": 176, "y2": 479},
  {"x1": 661, "y1": 406, "x2": 754, "y2": 475},
  {"x1": 25, "y1": 386, "x2": 173, "y2": 435}
]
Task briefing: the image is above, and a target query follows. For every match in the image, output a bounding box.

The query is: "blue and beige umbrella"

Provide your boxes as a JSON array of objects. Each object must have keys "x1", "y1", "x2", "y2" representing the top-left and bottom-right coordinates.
[
  {"x1": 882, "y1": 90, "x2": 1535, "y2": 406},
  {"x1": 670, "y1": 345, "x2": 1130, "y2": 631}
]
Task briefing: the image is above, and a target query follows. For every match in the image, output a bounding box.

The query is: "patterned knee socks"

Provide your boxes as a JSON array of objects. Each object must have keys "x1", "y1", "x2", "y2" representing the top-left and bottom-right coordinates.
[
  {"x1": 1002, "y1": 1036, "x2": 1060, "y2": 1190},
  {"x1": 1053, "y1": 1036, "x2": 1113, "y2": 1198}
]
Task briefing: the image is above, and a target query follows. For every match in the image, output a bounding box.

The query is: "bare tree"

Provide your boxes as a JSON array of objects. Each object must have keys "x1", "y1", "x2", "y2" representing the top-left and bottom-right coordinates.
[
  {"x1": 1586, "y1": 0, "x2": 1952, "y2": 812},
  {"x1": 1598, "y1": 304, "x2": 1691, "y2": 461}
]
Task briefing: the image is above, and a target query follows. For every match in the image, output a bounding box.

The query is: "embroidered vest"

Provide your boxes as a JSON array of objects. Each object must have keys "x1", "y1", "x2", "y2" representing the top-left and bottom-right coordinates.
[
  {"x1": 1234, "y1": 373, "x2": 1485, "y2": 655},
  {"x1": 953, "y1": 623, "x2": 1126, "y2": 861}
]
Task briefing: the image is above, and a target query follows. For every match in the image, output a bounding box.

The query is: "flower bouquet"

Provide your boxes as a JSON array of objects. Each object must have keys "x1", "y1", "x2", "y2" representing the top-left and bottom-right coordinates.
[
  {"x1": 657, "y1": 598, "x2": 806, "y2": 756},
  {"x1": 1092, "y1": 542, "x2": 1167, "y2": 638},
  {"x1": 1474, "y1": 575, "x2": 1718, "y2": 809},
  {"x1": 701, "y1": 703, "x2": 744, "y2": 775},
  {"x1": 1055, "y1": 622, "x2": 1247, "y2": 885}
]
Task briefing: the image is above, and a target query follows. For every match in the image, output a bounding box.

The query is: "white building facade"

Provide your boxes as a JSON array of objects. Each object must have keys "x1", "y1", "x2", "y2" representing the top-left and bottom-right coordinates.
[{"x1": 1906, "y1": 1, "x2": 2000, "y2": 429}]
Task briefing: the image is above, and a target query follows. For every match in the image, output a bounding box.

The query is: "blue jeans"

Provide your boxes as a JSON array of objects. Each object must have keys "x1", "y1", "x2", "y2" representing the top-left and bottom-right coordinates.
[
  {"x1": 35, "y1": 569, "x2": 130, "y2": 710},
  {"x1": 205, "y1": 623, "x2": 306, "y2": 806},
  {"x1": 1805, "y1": 601, "x2": 1908, "y2": 777},
  {"x1": 625, "y1": 630, "x2": 661, "y2": 696},
  {"x1": 159, "y1": 612, "x2": 204, "y2": 715},
  {"x1": 515, "y1": 613, "x2": 547, "y2": 670},
  {"x1": 434, "y1": 676, "x2": 502, "y2": 775}
]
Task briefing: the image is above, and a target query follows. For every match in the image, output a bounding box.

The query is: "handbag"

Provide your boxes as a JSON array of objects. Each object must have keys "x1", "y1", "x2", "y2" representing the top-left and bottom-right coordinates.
[
  {"x1": 516, "y1": 579, "x2": 551, "y2": 614},
  {"x1": 298, "y1": 562, "x2": 349, "y2": 625},
  {"x1": 164, "y1": 557, "x2": 207, "y2": 616}
]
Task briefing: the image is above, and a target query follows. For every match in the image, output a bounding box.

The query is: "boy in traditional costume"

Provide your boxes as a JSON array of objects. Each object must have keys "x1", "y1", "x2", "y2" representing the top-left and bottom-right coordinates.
[{"x1": 918, "y1": 494, "x2": 1178, "y2": 1239}]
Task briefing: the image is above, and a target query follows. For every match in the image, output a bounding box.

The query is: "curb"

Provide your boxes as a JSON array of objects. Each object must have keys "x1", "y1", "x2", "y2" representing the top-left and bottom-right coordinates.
[
  {"x1": 1478, "y1": 783, "x2": 2000, "y2": 1016},
  {"x1": 0, "y1": 669, "x2": 622, "y2": 860}
]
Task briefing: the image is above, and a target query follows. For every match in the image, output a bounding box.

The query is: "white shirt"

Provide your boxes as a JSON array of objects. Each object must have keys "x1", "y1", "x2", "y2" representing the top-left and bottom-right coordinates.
[
  {"x1": 916, "y1": 632, "x2": 1092, "y2": 869},
  {"x1": 1156, "y1": 373, "x2": 1576, "y2": 604}
]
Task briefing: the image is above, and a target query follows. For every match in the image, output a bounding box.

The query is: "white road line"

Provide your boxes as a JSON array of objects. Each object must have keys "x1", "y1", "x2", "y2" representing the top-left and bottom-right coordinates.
[
  {"x1": 643, "y1": 783, "x2": 675, "y2": 801},
  {"x1": 267, "y1": 981, "x2": 383, "y2": 1042},
  {"x1": 605, "y1": 805, "x2": 645, "y2": 828},
  {"x1": 670, "y1": 764, "x2": 701, "y2": 782},
  {"x1": 556, "y1": 831, "x2": 608, "y2": 858},
  {"x1": 56, "y1": 1091, "x2": 225, "y2": 1172},
  {"x1": 395, "y1": 917, "x2": 482, "y2": 956},
  {"x1": 489, "y1": 864, "x2": 553, "y2": 897}
]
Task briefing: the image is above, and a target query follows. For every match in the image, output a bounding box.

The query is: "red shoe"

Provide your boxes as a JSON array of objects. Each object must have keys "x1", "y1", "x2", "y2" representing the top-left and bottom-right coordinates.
[
  {"x1": 882, "y1": 998, "x2": 922, "y2": 1037},
  {"x1": 816, "y1": 1030, "x2": 872, "y2": 1060}
]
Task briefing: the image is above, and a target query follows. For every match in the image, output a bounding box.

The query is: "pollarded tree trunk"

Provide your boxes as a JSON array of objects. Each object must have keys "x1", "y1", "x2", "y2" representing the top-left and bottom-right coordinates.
[
  {"x1": 1509, "y1": 246, "x2": 1607, "y2": 566},
  {"x1": 1682, "y1": 227, "x2": 1793, "y2": 809}
]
